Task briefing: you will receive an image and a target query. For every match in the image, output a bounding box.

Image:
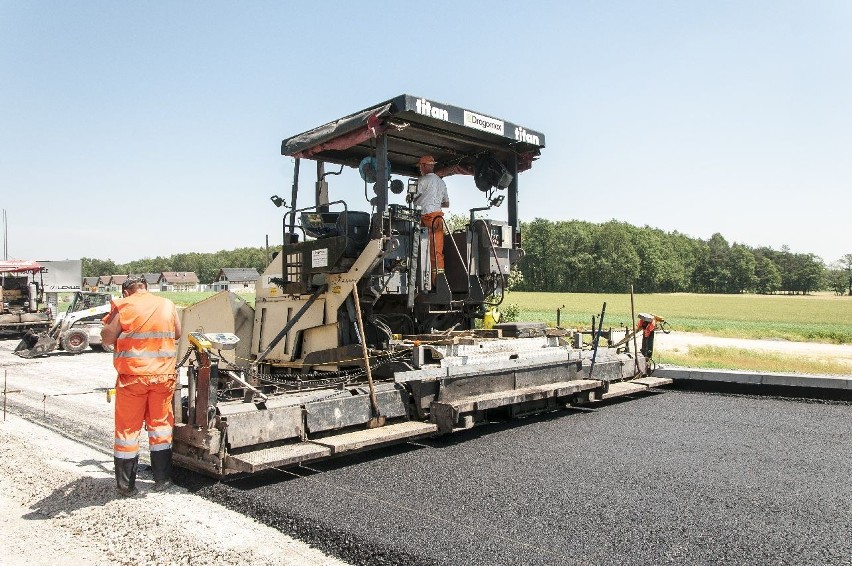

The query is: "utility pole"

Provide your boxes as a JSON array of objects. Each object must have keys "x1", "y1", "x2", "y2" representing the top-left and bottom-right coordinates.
[{"x1": 2, "y1": 209, "x2": 7, "y2": 260}]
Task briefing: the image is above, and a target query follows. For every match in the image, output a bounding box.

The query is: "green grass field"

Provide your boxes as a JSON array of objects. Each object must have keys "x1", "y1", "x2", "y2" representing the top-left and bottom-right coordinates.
[
  {"x1": 504, "y1": 291, "x2": 852, "y2": 345},
  {"x1": 160, "y1": 291, "x2": 220, "y2": 308}
]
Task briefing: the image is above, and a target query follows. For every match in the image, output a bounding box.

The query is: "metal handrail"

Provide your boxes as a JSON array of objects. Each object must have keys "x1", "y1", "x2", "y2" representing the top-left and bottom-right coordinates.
[
  {"x1": 429, "y1": 214, "x2": 471, "y2": 297},
  {"x1": 286, "y1": 199, "x2": 350, "y2": 242}
]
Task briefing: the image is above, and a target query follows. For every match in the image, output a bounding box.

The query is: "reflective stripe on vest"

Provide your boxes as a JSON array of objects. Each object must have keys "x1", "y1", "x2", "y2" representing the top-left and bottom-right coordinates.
[
  {"x1": 119, "y1": 331, "x2": 175, "y2": 339},
  {"x1": 114, "y1": 349, "x2": 177, "y2": 359},
  {"x1": 112, "y1": 292, "x2": 178, "y2": 376}
]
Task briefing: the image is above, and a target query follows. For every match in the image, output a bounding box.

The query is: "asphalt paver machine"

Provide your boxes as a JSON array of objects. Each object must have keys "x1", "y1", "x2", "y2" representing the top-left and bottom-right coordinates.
[{"x1": 175, "y1": 95, "x2": 670, "y2": 477}]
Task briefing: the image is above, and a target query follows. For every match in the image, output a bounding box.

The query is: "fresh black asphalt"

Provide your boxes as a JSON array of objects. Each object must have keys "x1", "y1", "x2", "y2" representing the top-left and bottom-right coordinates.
[{"x1": 182, "y1": 389, "x2": 852, "y2": 565}]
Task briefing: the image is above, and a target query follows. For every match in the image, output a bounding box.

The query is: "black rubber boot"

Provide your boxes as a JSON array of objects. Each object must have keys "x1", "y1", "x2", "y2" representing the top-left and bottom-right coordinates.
[
  {"x1": 150, "y1": 448, "x2": 173, "y2": 492},
  {"x1": 114, "y1": 456, "x2": 138, "y2": 497}
]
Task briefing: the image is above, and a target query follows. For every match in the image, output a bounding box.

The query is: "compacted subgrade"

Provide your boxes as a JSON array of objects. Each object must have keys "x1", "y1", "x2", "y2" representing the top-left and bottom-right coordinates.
[{"x1": 187, "y1": 390, "x2": 852, "y2": 565}]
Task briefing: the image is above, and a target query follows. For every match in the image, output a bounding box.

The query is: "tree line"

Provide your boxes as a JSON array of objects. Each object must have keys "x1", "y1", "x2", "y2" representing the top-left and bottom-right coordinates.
[
  {"x1": 516, "y1": 218, "x2": 851, "y2": 295},
  {"x1": 82, "y1": 220, "x2": 852, "y2": 295}
]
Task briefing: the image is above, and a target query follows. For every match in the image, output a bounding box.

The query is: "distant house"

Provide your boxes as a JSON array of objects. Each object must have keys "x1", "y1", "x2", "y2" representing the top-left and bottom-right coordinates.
[
  {"x1": 82, "y1": 276, "x2": 100, "y2": 291},
  {"x1": 97, "y1": 275, "x2": 111, "y2": 289},
  {"x1": 159, "y1": 271, "x2": 200, "y2": 292},
  {"x1": 109, "y1": 275, "x2": 128, "y2": 294},
  {"x1": 142, "y1": 273, "x2": 162, "y2": 292},
  {"x1": 212, "y1": 268, "x2": 260, "y2": 293}
]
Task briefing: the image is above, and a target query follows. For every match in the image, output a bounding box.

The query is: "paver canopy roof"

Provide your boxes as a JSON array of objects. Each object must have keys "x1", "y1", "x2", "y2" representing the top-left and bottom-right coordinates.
[{"x1": 281, "y1": 94, "x2": 545, "y2": 179}]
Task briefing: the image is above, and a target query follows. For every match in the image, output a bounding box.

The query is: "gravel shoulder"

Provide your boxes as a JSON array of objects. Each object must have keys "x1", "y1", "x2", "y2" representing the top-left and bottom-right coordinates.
[{"x1": 0, "y1": 338, "x2": 347, "y2": 566}]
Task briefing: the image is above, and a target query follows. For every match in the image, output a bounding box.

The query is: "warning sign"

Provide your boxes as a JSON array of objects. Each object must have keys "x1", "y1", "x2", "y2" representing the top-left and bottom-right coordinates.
[{"x1": 311, "y1": 248, "x2": 328, "y2": 268}]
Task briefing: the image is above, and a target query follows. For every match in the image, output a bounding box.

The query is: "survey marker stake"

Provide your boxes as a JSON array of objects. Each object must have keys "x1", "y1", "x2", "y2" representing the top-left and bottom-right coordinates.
[{"x1": 3, "y1": 370, "x2": 23, "y2": 421}]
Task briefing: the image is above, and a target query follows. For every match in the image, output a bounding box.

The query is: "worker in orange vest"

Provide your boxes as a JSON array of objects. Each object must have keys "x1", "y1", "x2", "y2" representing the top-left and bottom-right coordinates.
[
  {"x1": 101, "y1": 275, "x2": 181, "y2": 497},
  {"x1": 411, "y1": 155, "x2": 450, "y2": 285}
]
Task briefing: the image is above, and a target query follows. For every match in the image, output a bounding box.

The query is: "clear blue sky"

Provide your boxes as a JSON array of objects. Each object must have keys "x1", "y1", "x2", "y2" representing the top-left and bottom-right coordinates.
[{"x1": 2, "y1": 1, "x2": 850, "y2": 265}]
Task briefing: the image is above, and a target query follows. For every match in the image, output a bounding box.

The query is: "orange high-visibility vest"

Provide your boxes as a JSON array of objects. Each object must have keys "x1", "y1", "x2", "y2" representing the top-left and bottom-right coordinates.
[{"x1": 111, "y1": 291, "x2": 178, "y2": 376}]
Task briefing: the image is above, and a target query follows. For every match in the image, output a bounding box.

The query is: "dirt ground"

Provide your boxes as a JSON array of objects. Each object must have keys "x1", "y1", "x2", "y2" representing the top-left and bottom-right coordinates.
[
  {"x1": 0, "y1": 338, "x2": 347, "y2": 566},
  {"x1": 654, "y1": 330, "x2": 852, "y2": 370},
  {"x1": 0, "y1": 332, "x2": 848, "y2": 565}
]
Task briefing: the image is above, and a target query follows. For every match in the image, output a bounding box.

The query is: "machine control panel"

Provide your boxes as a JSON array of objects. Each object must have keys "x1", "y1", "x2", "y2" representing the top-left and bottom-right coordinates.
[
  {"x1": 188, "y1": 332, "x2": 213, "y2": 351},
  {"x1": 188, "y1": 331, "x2": 240, "y2": 351},
  {"x1": 476, "y1": 219, "x2": 513, "y2": 275},
  {"x1": 486, "y1": 221, "x2": 512, "y2": 249},
  {"x1": 203, "y1": 332, "x2": 240, "y2": 350},
  {"x1": 387, "y1": 203, "x2": 420, "y2": 223}
]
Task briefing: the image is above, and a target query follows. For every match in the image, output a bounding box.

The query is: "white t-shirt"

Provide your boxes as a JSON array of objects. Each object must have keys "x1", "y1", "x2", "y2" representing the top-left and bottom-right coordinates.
[{"x1": 414, "y1": 173, "x2": 449, "y2": 215}]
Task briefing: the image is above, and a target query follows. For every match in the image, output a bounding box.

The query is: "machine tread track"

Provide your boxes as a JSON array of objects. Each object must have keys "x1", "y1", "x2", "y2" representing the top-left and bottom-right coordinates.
[
  {"x1": 600, "y1": 376, "x2": 673, "y2": 400},
  {"x1": 224, "y1": 421, "x2": 438, "y2": 475},
  {"x1": 436, "y1": 379, "x2": 600, "y2": 414}
]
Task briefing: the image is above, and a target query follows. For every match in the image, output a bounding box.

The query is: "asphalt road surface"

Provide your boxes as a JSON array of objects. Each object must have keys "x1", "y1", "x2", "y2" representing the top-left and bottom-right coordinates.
[
  {"x1": 3, "y1": 336, "x2": 849, "y2": 565},
  {"x1": 183, "y1": 389, "x2": 852, "y2": 565}
]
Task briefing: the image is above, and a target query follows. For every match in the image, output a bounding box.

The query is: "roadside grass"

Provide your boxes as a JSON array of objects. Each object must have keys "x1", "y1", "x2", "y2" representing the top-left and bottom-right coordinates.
[
  {"x1": 507, "y1": 291, "x2": 852, "y2": 344},
  {"x1": 656, "y1": 345, "x2": 852, "y2": 375},
  {"x1": 161, "y1": 291, "x2": 219, "y2": 308}
]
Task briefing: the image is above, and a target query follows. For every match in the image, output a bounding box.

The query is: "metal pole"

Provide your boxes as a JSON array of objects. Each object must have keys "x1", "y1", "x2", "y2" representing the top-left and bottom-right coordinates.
[
  {"x1": 589, "y1": 302, "x2": 607, "y2": 380},
  {"x1": 316, "y1": 161, "x2": 329, "y2": 213},
  {"x1": 630, "y1": 285, "x2": 640, "y2": 376},
  {"x1": 507, "y1": 153, "x2": 519, "y2": 248},
  {"x1": 187, "y1": 365, "x2": 197, "y2": 425},
  {"x1": 371, "y1": 134, "x2": 389, "y2": 239},
  {"x1": 287, "y1": 158, "x2": 301, "y2": 236}
]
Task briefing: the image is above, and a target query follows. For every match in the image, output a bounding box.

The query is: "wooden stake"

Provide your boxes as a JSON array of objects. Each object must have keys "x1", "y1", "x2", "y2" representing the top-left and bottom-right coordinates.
[
  {"x1": 3, "y1": 370, "x2": 22, "y2": 421},
  {"x1": 352, "y1": 285, "x2": 385, "y2": 428}
]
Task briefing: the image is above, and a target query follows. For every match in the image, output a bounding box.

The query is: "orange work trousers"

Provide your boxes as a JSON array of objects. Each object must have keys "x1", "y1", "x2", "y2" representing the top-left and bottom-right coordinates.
[
  {"x1": 114, "y1": 374, "x2": 176, "y2": 460},
  {"x1": 421, "y1": 211, "x2": 445, "y2": 283}
]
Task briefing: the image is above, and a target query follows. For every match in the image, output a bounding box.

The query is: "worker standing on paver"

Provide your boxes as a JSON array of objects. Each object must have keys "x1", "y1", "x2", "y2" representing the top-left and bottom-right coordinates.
[
  {"x1": 412, "y1": 155, "x2": 449, "y2": 284},
  {"x1": 100, "y1": 275, "x2": 181, "y2": 497}
]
